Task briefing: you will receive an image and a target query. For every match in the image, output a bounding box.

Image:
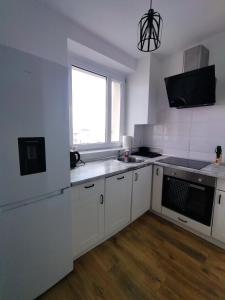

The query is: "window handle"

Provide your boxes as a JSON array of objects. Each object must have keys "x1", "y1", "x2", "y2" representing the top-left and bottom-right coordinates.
[
  {"x1": 218, "y1": 194, "x2": 222, "y2": 204},
  {"x1": 156, "y1": 168, "x2": 159, "y2": 176},
  {"x1": 84, "y1": 184, "x2": 95, "y2": 189}
]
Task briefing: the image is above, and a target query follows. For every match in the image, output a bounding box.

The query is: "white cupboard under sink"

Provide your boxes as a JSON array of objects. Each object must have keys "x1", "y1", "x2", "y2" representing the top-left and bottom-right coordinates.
[
  {"x1": 212, "y1": 190, "x2": 225, "y2": 243},
  {"x1": 71, "y1": 165, "x2": 153, "y2": 259},
  {"x1": 131, "y1": 165, "x2": 152, "y2": 221},
  {"x1": 72, "y1": 179, "x2": 105, "y2": 258},
  {"x1": 105, "y1": 171, "x2": 133, "y2": 237}
]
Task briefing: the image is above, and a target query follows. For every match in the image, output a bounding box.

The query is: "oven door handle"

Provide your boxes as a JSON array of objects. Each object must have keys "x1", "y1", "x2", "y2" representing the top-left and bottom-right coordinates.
[
  {"x1": 177, "y1": 217, "x2": 188, "y2": 223},
  {"x1": 189, "y1": 183, "x2": 205, "y2": 191}
]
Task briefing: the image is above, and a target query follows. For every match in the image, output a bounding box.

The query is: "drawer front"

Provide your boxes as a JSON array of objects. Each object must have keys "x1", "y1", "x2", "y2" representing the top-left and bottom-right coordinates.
[
  {"x1": 217, "y1": 179, "x2": 225, "y2": 191},
  {"x1": 162, "y1": 207, "x2": 211, "y2": 236},
  {"x1": 107, "y1": 171, "x2": 132, "y2": 184},
  {"x1": 79, "y1": 179, "x2": 104, "y2": 200}
]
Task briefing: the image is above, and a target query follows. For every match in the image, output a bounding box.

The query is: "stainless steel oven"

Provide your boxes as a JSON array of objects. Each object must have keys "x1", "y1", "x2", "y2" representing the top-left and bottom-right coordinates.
[{"x1": 162, "y1": 167, "x2": 216, "y2": 226}]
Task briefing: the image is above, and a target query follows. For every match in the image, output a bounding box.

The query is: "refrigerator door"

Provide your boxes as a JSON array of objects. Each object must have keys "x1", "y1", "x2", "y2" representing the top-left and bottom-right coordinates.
[
  {"x1": 0, "y1": 45, "x2": 70, "y2": 206},
  {"x1": 0, "y1": 188, "x2": 73, "y2": 300}
]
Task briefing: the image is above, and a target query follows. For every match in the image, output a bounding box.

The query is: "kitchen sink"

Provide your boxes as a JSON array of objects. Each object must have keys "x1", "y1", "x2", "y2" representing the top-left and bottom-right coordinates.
[{"x1": 117, "y1": 156, "x2": 145, "y2": 163}]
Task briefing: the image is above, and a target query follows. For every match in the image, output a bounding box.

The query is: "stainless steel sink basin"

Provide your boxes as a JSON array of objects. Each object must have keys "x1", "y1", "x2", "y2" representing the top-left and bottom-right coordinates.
[{"x1": 117, "y1": 156, "x2": 145, "y2": 163}]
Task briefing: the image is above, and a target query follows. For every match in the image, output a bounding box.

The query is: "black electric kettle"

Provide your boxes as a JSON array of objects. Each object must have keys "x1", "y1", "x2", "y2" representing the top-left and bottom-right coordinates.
[{"x1": 70, "y1": 151, "x2": 81, "y2": 169}]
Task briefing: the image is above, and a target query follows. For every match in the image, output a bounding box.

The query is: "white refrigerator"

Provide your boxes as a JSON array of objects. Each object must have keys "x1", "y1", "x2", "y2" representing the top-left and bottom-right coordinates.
[{"x1": 0, "y1": 45, "x2": 73, "y2": 300}]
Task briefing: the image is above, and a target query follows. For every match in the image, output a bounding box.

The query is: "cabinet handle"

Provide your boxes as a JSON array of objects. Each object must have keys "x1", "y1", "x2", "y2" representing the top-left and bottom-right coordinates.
[
  {"x1": 100, "y1": 194, "x2": 104, "y2": 204},
  {"x1": 84, "y1": 183, "x2": 95, "y2": 189},
  {"x1": 218, "y1": 194, "x2": 222, "y2": 204},
  {"x1": 178, "y1": 217, "x2": 188, "y2": 223},
  {"x1": 156, "y1": 168, "x2": 159, "y2": 176},
  {"x1": 117, "y1": 176, "x2": 125, "y2": 180},
  {"x1": 189, "y1": 184, "x2": 205, "y2": 191},
  {"x1": 134, "y1": 173, "x2": 138, "y2": 181}
]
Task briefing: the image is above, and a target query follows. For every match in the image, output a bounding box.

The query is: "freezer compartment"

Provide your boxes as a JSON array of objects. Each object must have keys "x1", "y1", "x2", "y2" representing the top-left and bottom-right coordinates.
[{"x1": 0, "y1": 188, "x2": 73, "y2": 300}]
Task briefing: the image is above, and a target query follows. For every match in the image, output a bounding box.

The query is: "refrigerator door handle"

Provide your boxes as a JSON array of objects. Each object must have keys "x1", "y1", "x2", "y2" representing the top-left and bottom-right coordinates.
[{"x1": 0, "y1": 187, "x2": 70, "y2": 212}]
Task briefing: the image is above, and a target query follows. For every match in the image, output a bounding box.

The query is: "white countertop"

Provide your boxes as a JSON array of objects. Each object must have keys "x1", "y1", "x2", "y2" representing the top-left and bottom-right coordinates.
[
  {"x1": 70, "y1": 156, "x2": 225, "y2": 186},
  {"x1": 70, "y1": 156, "x2": 165, "y2": 186}
]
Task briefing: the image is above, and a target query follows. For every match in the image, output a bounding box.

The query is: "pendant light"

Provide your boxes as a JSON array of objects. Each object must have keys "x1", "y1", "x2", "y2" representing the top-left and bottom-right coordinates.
[{"x1": 137, "y1": 0, "x2": 163, "y2": 52}]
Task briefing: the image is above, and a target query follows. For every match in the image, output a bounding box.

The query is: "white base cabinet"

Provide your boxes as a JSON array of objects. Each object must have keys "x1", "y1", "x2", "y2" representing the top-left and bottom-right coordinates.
[
  {"x1": 105, "y1": 171, "x2": 133, "y2": 237},
  {"x1": 151, "y1": 166, "x2": 163, "y2": 213},
  {"x1": 162, "y1": 207, "x2": 211, "y2": 236},
  {"x1": 72, "y1": 179, "x2": 105, "y2": 258},
  {"x1": 72, "y1": 166, "x2": 153, "y2": 259},
  {"x1": 131, "y1": 165, "x2": 152, "y2": 221},
  {"x1": 212, "y1": 190, "x2": 225, "y2": 243}
]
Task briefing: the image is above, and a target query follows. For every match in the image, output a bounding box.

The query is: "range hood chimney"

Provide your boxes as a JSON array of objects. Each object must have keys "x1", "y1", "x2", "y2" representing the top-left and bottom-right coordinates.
[{"x1": 183, "y1": 45, "x2": 209, "y2": 72}]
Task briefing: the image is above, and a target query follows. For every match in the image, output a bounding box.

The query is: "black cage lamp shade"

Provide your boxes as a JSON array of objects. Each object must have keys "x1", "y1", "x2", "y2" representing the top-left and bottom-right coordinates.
[{"x1": 137, "y1": 0, "x2": 163, "y2": 52}]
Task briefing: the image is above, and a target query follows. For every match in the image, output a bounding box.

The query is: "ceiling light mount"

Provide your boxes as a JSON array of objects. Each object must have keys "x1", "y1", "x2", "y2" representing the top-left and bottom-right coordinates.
[{"x1": 137, "y1": 0, "x2": 163, "y2": 52}]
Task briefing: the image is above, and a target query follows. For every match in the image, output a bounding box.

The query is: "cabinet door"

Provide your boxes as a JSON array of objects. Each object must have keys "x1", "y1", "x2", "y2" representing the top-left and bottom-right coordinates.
[
  {"x1": 152, "y1": 166, "x2": 163, "y2": 213},
  {"x1": 72, "y1": 179, "x2": 104, "y2": 258},
  {"x1": 131, "y1": 166, "x2": 152, "y2": 221},
  {"x1": 0, "y1": 189, "x2": 73, "y2": 300},
  {"x1": 105, "y1": 171, "x2": 132, "y2": 236},
  {"x1": 212, "y1": 190, "x2": 225, "y2": 243}
]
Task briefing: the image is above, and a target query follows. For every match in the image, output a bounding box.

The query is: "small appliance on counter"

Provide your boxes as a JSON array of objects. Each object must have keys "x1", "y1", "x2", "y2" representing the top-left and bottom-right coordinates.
[
  {"x1": 132, "y1": 147, "x2": 162, "y2": 158},
  {"x1": 215, "y1": 145, "x2": 223, "y2": 165},
  {"x1": 70, "y1": 150, "x2": 81, "y2": 169}
]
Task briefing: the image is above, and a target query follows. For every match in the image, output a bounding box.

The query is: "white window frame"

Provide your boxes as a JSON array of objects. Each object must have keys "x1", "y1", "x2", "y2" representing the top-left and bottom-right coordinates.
[{"x1": 69, "y1": 63, "x2": 125, "y2": 151}]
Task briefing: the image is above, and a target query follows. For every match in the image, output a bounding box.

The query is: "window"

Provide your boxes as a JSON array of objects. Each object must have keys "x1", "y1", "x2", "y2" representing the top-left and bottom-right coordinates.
[
  {"x1": 111, "y1": 81, "x2": 121, "y2": 142},
  {"x1": 71, "y1": 66, "x2": 123, "y2": 149}
]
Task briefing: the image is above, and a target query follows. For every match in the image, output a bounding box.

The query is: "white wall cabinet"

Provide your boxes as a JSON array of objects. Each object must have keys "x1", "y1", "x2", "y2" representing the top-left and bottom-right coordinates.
[
  {"x1": 126, "y1": 54, "x2": 160, "y2": 137},
  {"x1": 212, "y1": 190, "x2": 225, "y2": 243},
  {"x1": 152, "y1": 165, "x2": 163, "y2": 213},
  {"x1": 131, "y1": 165, "x2": 152, "y2": 221},
  {"x1": 105, "y1": 171, "x2": 133, "y2": 237},
  {"x1": 72, "y1": 179, "x2": 105, "y2": 258}
]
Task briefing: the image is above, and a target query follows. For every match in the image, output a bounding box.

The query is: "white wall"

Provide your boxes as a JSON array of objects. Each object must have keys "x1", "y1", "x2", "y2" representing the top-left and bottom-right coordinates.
[
  {"x1": 0, "y1": 0, "x2": 136, "y2": 70},
  {"x1": 143, "y1": 31, "x2": 225, "y2": 161}
]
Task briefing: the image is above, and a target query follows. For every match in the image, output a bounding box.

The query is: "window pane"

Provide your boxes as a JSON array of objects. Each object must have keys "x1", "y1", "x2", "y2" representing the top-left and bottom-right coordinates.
[
  {"x1": 111, "y1": 81, "x2": 121, "y2": 142},
  {"x1": 72, "y1": 67, "x2": 106, "y2": 144}
]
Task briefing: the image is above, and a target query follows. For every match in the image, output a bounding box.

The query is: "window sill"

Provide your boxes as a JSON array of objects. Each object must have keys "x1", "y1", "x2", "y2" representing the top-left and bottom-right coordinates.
[{"x1": 79, "y1": 147, "x2": 124, "y2": 155}]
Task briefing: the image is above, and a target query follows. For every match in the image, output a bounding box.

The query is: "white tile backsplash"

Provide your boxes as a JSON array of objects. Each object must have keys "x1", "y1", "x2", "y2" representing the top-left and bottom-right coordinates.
[
  {"x1": 164, "y1": 135, "x2": 190, "y2": 151},
  {"x1": 165, "y1": 108, "x2": 193, "y2": 123},
  {"x1": 143, "y1": 105, "x2": 225, "y2": 161},
  {"x1": 188, "y1": 151, "x2": 215, "y2": 162},
  {"x1": 192, "y1": 105, "x2": 225, "y2": 122},
  {"x1": 164, "y1": 122, "x2": 191, "y2": 137},
  {"x1": 142, "y1": 30, "x2": 225, "y2": 161},
  {"x1": 163, "y1": 148, "x2": 189, "y2": 158}
]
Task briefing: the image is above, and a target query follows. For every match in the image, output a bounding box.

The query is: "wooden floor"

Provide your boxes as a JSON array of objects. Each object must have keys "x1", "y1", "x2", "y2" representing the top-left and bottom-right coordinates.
[{"x1": 38, "y1": 213, "x2": 225, "y2": 300}]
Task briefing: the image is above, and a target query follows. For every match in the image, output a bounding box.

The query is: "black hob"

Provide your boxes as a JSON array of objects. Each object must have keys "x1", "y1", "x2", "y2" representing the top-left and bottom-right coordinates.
[
  {"x1": 132, "y1": 147, "x2": 162, "y2": 158},
  {"x1": 158, "y1": 157, "x2": 210, "y2": 170}
]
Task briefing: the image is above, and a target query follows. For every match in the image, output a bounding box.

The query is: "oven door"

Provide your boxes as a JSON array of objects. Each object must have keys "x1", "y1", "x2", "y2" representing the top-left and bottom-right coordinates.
[{"x1": 162, "y1": 175, "x2": 215, "y2": 226}]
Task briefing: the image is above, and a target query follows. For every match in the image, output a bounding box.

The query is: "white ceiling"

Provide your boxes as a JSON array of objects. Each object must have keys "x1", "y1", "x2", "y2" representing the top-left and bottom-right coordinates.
[{"x1": 39, "y1": 0, "x2": 225, "y2": 59}]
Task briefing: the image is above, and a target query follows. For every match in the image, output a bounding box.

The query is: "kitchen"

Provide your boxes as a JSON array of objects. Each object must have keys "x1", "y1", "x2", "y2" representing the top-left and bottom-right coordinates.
[{"x1": 2, "y1": 0, "x2": 225, "y2": 299}]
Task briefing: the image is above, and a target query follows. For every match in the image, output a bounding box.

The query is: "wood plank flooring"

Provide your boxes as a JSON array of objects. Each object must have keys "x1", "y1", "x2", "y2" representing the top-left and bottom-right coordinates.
[{"x1": 38, "y1": 213, "x2": 225, "y2": 300}]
